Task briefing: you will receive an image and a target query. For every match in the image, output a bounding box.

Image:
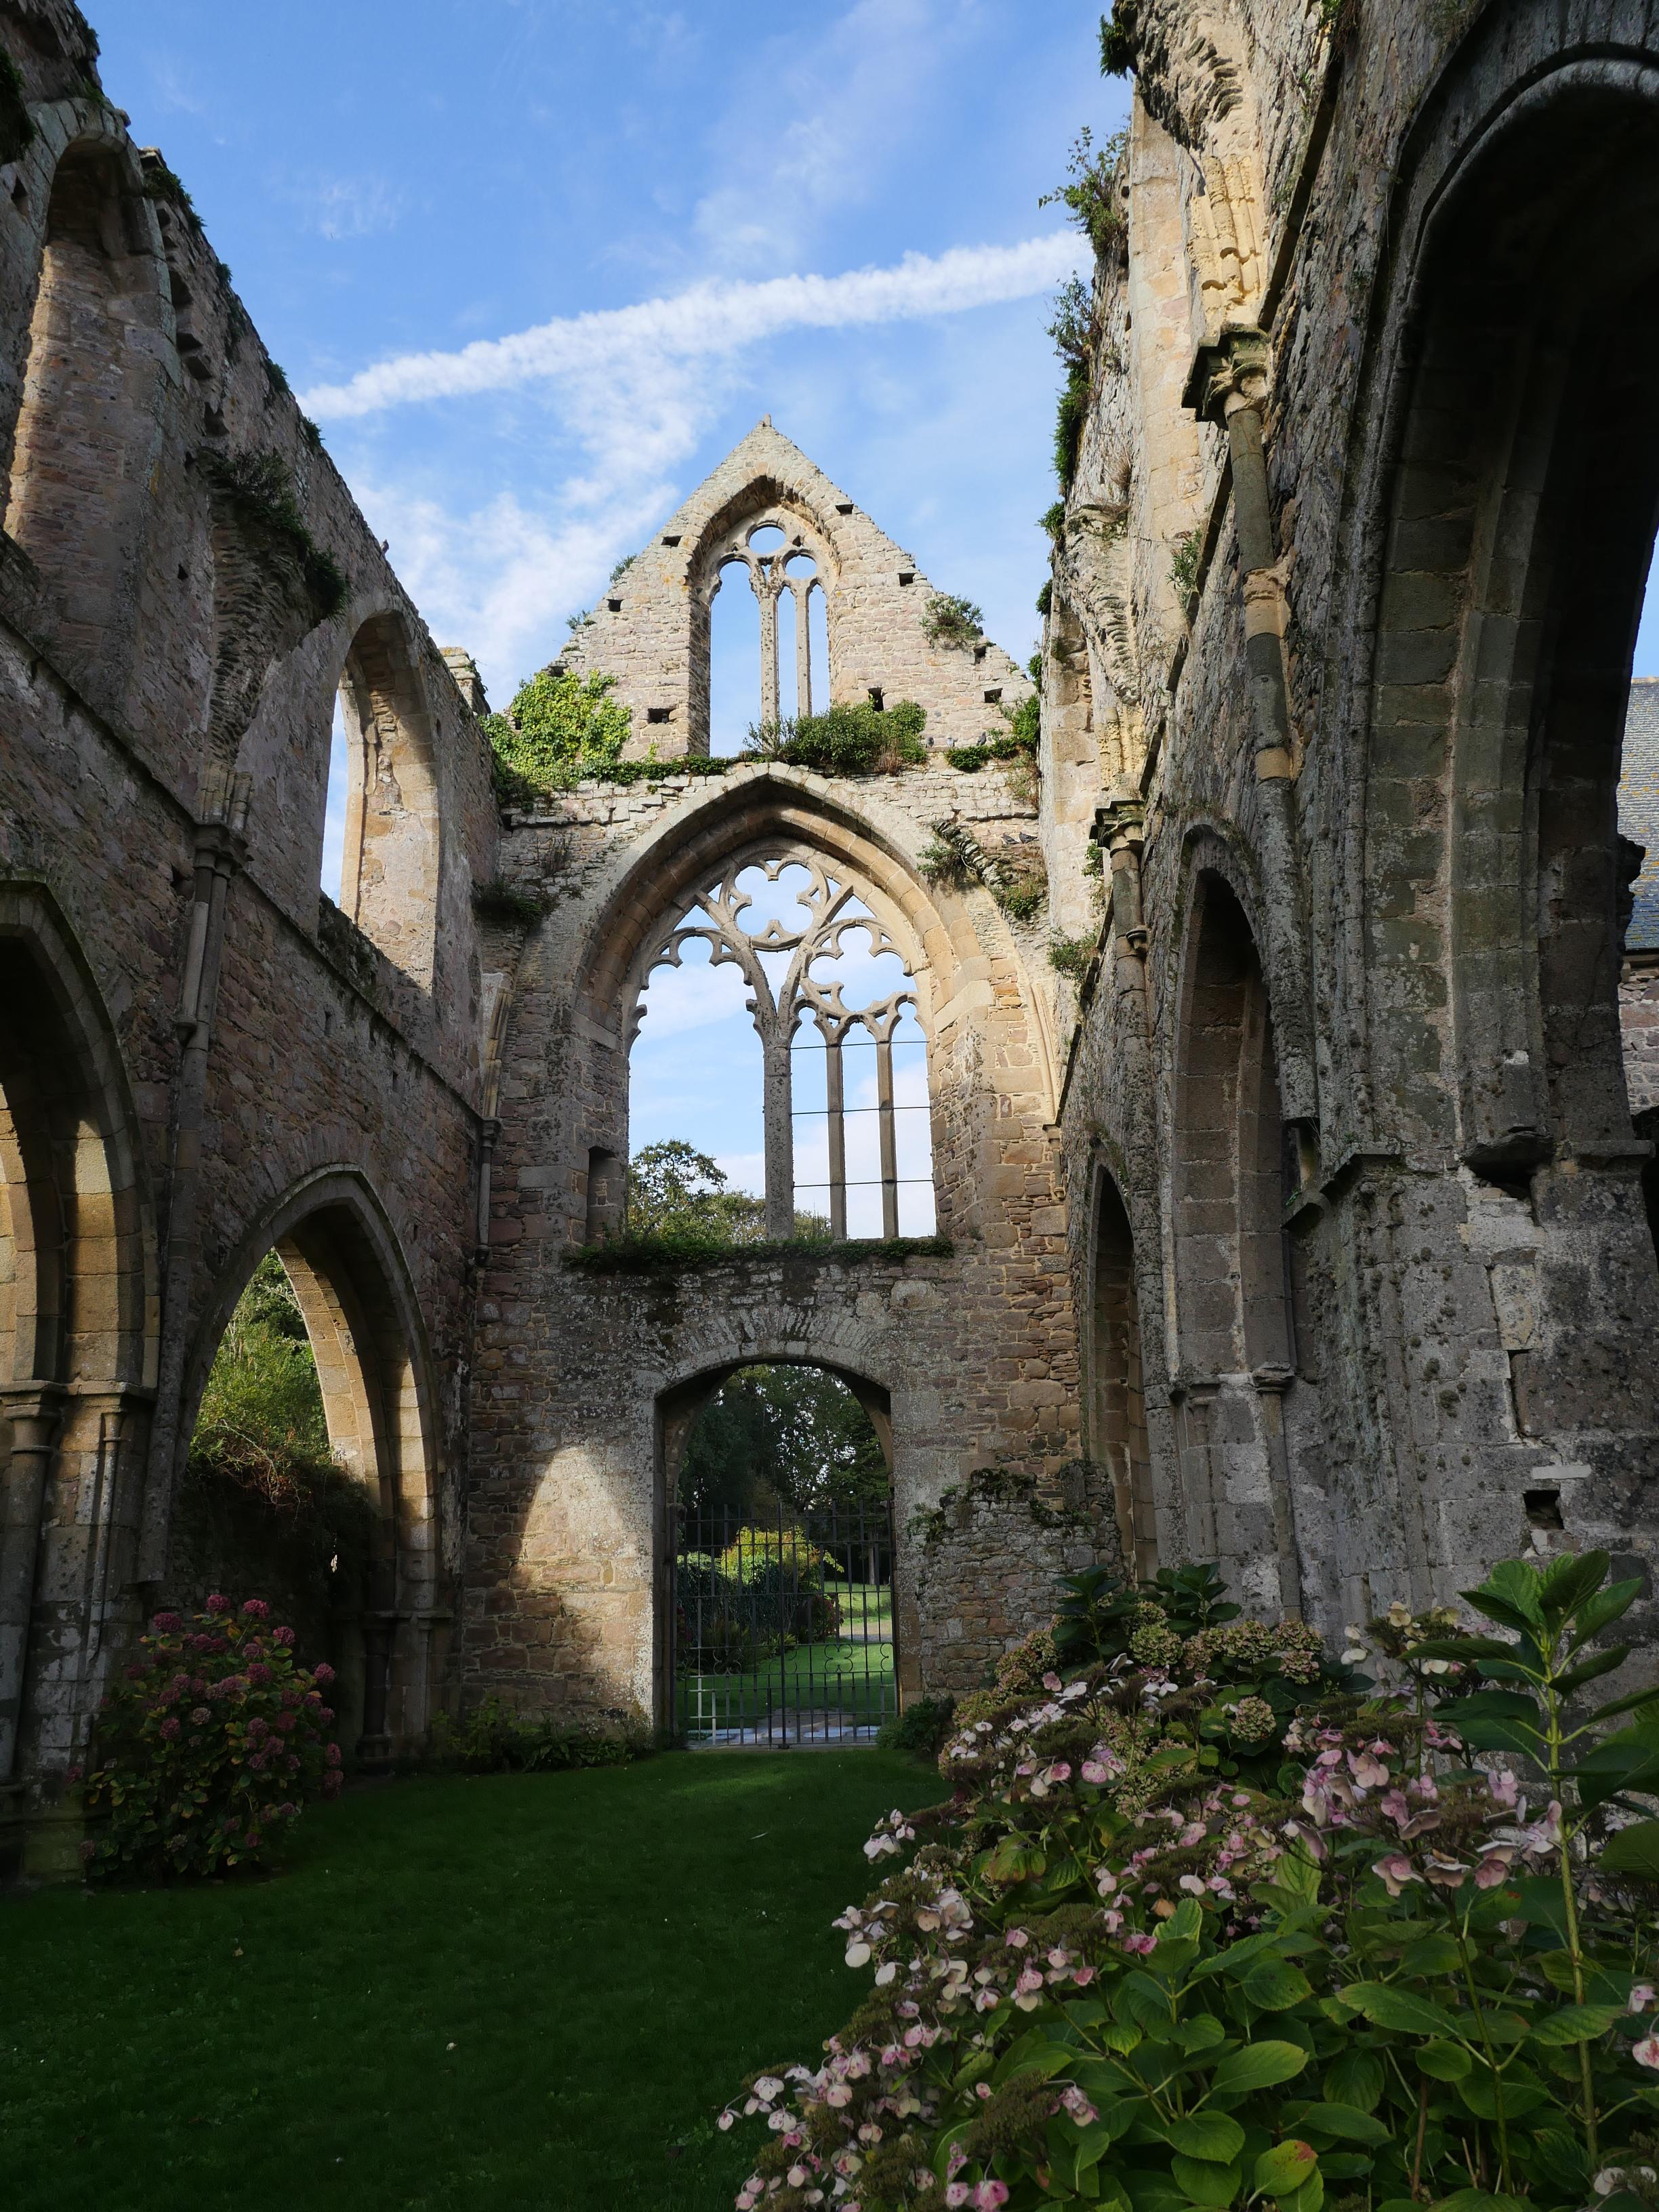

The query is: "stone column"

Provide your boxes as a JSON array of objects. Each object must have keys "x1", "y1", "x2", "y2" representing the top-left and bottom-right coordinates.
[
  {"x1": 758, "y1": 575, "x2": 779, "y2": 731},
  {"x1": 762, "y1": 1027, "x2": 795, "y2": 1240},
  {"x1": 1184, "y1": 327, "x2": 1317, "y2": 1132},
  {"x1": 0, "y1": 1384, "x2": 64, "y2": 1780},
  {"x1": 794, "y1": 584, "x2": 813, "y2": 718},
  {"x1": 140, "y1": 770, "x2": 249, "y2": 1582},
  {"x1": 876, "y1": 1033, "x2": 899, "y2": 1237}
]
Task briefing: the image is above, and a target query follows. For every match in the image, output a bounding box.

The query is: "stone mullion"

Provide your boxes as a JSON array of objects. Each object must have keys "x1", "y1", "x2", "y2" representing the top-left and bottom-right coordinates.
[
  {"x1": 825, "y1": 1029, "x2": 847, "y2": 1240},
  {"x1": 758, "y1": 575, "x2": 779, "y2": 729},
  {"x1": 762, "y1": 1015, "x2": 795, "y2": 1240},
  {"x1": 794, "y1": 585, "x2": 813, "y2": 718},
  {"x1": 876, "y1": 1033, "x2": 899, "y2": 1237}
]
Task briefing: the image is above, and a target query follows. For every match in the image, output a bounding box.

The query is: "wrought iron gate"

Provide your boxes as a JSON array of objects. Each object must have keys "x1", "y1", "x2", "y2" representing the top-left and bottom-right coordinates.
[{"x1": 670, "y1": 1497, "x2": 897, "y2": 1746}]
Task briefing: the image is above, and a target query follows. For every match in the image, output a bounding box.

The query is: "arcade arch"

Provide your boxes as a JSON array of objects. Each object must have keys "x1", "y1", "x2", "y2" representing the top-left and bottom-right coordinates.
[
  {"x1": 177, "y1": 1176, "x2": 443, "y2": 1756},
  {"x1": 1354, "y1": 47, "x2": 1659, "y2": 1469},
  {"x1": 0, "y1": 889, "x2": 155, "y2": 1779},
  {"x1": 328, "y1": 612, "x2": 442, "y2": 988}
]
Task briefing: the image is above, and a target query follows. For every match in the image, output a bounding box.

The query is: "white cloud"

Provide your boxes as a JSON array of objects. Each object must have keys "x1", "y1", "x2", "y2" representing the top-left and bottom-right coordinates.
[
  {"x1": 635, "y1": 960, "x2": 755, "y2": 1042},
  {"x1": 293, "y1": 173, "x2": 405, "y2": 241},
  {"x1": 300, "y1": 234, "x2": 1081, "y2": 423},
  {"x1": 712, "y1": 1149, "x2": 766, "y2": 1196},
  {"x1": 321, "y1": 232, "x2": 1080, "y2": 693},
  {"x1": 348, "y1": 479, "x2": 670, "y2": 699}
]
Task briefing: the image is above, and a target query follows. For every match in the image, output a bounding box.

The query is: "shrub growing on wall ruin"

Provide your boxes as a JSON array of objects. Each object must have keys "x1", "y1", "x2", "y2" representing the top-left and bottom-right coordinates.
[
  {"x1": 747, "y1": 700, "x2": 929, "y2": 777},
  {"x1": 722, "y1": 1549, "x2": 1659, "y2": 2212},
  {"x1": 483, "y1": 666, "x2": 634, "y2": 800},
  {"x1": 922, "y1": 596, "x2": 985, "y2": 650}
]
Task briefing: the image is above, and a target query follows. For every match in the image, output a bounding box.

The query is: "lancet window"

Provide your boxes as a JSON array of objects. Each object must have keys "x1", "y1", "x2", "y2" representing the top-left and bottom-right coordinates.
[
  {"x1": 707, "y1": 519, "x2": 830, "y2": 749},
  {"x1": 632, "y1": 856, "x2": 935, "y2": 1240}
]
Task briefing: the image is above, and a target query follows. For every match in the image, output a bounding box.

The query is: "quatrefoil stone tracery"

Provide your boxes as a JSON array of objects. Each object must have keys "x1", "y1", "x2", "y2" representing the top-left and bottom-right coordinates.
[{"x1": 633, "y1": 853, "x2": 923, "y2": 1240}]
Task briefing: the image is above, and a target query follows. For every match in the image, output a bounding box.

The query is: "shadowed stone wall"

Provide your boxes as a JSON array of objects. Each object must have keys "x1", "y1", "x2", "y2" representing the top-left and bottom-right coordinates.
[
  {"x1": 0, "y1": 2, "x2": 498, "y2": 1868},
  {"x1": 1048, "y1": 0, "x2": 1659, "y2": 1658}
]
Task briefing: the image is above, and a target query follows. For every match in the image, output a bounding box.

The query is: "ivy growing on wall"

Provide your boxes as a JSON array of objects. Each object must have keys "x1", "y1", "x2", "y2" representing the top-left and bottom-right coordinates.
[{"x1": 482, "y1": 666, "x2": 633, "y2": 801}]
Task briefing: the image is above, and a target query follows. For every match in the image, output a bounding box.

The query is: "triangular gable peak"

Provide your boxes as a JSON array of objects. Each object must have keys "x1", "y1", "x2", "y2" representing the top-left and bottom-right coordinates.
[{"x1": 561, "y1": 417, "x2": 1031, "y2": 759}]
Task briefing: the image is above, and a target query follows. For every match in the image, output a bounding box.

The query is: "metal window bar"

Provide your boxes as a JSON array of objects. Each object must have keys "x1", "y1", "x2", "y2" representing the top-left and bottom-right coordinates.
[
  {"x1": 671, "y1": 1494, "x2": 897, "y2": 1747},
  {"x1": 794, "y1": 1031, "x2": 929, "y2": 1246}
]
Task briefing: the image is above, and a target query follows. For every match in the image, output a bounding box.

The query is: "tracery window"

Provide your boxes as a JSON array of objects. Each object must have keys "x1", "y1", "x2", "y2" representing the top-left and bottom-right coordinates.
[
  {"x1": 632, "y1": 856, "x2": 935, "y2": 1240},
  {"x1": 707, "y1": 519, "x2": 830, "y2": 752}
]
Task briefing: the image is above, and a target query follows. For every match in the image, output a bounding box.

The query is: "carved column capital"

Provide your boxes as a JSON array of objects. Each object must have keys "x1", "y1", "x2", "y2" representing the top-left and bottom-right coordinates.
[
  {"x1": 0, "y1": 1379, "x2": 68, "y2": 1441},
  {"x1": 1182, "y1": 325, "x2": 1270, "y2": 425},
  {"x1": 1091, "y1": 796, "x2": 1145, "y2": 855}
]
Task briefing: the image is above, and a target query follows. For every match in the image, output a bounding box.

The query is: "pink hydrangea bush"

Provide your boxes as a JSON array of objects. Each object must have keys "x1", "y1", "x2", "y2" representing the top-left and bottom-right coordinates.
[
  {"x1": 77, "y1": 1595, "x2": 342, "y2": 1879},
  {"x1": 722, "y1": 1553, "x2": 1659, "y2": 2212}
]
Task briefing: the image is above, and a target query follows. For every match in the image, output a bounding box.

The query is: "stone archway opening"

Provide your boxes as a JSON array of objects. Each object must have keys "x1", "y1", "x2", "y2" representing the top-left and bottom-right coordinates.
[
  {"x1": 657, "y1": 1357, "x2": 896, "y2": 1746},
  {"x1": 174, "y1": 1194, "x2": 442, "y2": 1761},
  {"x1": 1169, "y1": 869, "x2": 1316, "y2": 1620},
  {"x1": 629, "y1": 848, "x2": 939, "y2": 1244},
  {"x1": 329, "y1": 612, "x2": 443, "y2": 988},
  {"x1": 4, "y1": 137, "x2": 168, "y2": 674},
  {"x1": 0, "y1": 899, "x2": 154, "y2": 1787},
  {"x1": 1357, "y1": 56, "x2": 1659, "y2": 1549}
]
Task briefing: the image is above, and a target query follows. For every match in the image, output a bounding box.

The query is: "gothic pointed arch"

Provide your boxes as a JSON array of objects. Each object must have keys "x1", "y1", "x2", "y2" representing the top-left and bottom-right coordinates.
[{"x1": 175, "y1": 1167, "x2": 445, "y2": 1755}]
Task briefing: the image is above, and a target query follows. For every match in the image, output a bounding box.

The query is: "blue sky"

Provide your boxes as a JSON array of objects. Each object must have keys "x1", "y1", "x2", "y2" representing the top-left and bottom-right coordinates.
[
  {"x1": 92, "y1": 4, "x2": 1659, "y2": 1194},
  {"x1": 94, "y1": 0, "x2": 1122, "y2": 1190},
  {"x1": 96, "y1": 0, "x2": 1118, "y2": 705}
]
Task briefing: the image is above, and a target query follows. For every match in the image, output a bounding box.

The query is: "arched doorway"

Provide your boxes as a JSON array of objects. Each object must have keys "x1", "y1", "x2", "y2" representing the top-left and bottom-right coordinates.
[
  {"x1": 175, "y1": 1179, "x2": 443, "y2": 1759},
  {"x1": 657, "y1": 1359, "x2": 895, "y2": 1745}
]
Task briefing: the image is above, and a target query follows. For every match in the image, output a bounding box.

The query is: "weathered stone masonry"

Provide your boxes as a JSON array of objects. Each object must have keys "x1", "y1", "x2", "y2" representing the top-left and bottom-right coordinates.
[
  {"x1": 0, "y1": 1, "x2": 499, "y2": 1870},
  {"x1": 9, "y1": 0, "x2": 1659, "y2": 1869},
  {"x1": 1048, "y1": 0, "x2": 1659, "y2": 1656}
]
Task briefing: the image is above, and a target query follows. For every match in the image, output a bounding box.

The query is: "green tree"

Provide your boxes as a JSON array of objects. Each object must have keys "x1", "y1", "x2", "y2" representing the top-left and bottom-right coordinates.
[
  {"x1": 679, "y1": 1365, "x2": 888, "y2": 1523},
  {"x1": 189, "y1": 1253, "x2": 334, "y2": 1503},
  {"x1": 627, "y1": 1140, "x2": 766, "y2": 1244}
]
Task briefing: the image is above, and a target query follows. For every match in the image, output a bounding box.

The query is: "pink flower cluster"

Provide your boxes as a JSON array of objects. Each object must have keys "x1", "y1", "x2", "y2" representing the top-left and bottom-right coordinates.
[{"x1": 1294, "y1": 1727, "x2": 1561, "y2": 1895}]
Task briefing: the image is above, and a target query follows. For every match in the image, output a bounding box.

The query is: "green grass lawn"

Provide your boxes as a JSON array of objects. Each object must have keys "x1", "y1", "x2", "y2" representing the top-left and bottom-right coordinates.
[
  {"x1": 1, "y1": 1750, "x2": 940, "y2": 2212},
  {"x1": 678, "y1": 1637, "x2": 897, "y2": 1738},
  {"x1": 677, "y1": 1582, "x2": 897, "y2": 1738}
]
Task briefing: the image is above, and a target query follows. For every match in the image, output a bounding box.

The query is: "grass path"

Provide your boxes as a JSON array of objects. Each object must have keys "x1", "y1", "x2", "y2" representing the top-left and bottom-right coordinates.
[{"x1": 1, "y1": 1750, "x2": 939, "y2": 2212}]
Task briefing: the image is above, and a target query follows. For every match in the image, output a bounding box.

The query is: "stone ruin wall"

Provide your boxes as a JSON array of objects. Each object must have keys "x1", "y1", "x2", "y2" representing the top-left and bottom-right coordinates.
[
  {"x1": 464, "y1": 751, "x2": 1103, "y2": 1717},
  {"x1": 1044, "y1": 0, "x2": 1659, "y2": 1658},
  {"x1": 13, "y1": 0, "x2": 1659, "y2": 1867},
  {"x1": 0, "y1": 1, "x2": 501, "y2": 1860},
  {"x1": 560, "y1": 419, "x2": 1034, "y2": 759}
]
